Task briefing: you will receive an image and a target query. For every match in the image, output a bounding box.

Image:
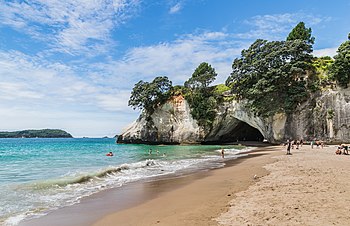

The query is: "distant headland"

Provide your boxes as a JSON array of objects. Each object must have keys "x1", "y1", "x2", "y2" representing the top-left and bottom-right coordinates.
[{"x1": 0, "y1": 129, "x2": 73, "y2": 138}]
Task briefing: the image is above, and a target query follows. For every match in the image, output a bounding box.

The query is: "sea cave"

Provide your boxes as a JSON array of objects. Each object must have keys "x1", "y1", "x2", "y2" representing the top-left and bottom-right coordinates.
[{"x1": 204, "y1": 121, "x2": 265, "y2": 144}]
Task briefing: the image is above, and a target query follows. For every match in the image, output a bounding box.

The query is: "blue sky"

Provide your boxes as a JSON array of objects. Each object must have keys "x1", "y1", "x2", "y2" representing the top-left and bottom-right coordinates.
[{"x1": 0, "y1": 0, "x2": 349, "y2": 137}]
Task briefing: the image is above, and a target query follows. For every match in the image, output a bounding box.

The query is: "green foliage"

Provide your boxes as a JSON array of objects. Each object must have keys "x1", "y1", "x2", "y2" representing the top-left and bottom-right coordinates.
[
  {"x1": 169, "y1": 85, "x2": 185, "y2": 96},
  {"x1": 311, "y1": 56, "x2": 334, "y2": 86},
  {"x1": 0, "y1": 129, "x2": 73, "y2": 138},
  {"x1": 128, "y1": 76, "x2": 172, "y2": 114},
  {"x1": 327, "y1": 109, "x2": 335, "y2": 120},
  {"x1": 226, "y1": 38, "x2": 314, "y2": 117},
  {"x1": 183, "y1": 63, "x2": 218, "y2": 128},
  {"x1": 213, "y1": 84, "x2": 230, "y2": 95},
  {"x1": 329, "y1": 33, "x2": 350, "y2": 88},
  {"x1": 186, "y1": 91, "x2": 217, "y2": 127},
  {"x1": 287, "y1": 22, "x2": 315, "y2": 45},
  {"x1": 184, "y1": 62, "x2": 217, "y2": 89}
]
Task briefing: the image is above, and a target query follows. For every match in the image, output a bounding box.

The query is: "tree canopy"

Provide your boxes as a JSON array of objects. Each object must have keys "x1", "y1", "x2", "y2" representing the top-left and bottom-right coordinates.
[
  {"x1": 184, "y1": 62, "x2": 218, "y2": 128},
  {"x1": 287, "y1": 22, "x2": 315, "y2": 45},
  {"x1": 330, "y1": 33, "x2": 350, "y2": 88},
  {"x1": 226, "y1": 38, "x2": 313, "y2": 116},
  {"x1": 184, "y1": 62, "x2": 217, "y2": 89},
  {"x1": 128, "y1": 76, "x2": 172, "y2": 114}
]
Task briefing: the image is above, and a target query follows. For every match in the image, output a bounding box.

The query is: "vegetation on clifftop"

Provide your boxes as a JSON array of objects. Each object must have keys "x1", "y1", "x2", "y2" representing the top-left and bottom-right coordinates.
[
  {"x1": 128, "y1": 22, "x2": 350, "y2": 127},
  {"x1": 0, "y1": 129, "x2": 73, "y2": 138},
  {"x1": 329, "y1": 33, "x2": 350, "y2": 88},
  {"x1": 128, "y1": 76, "x2": 172, "y2": 115},
  {"x1": 183, "y1": 62, "x2": 218, "y2": 128}
]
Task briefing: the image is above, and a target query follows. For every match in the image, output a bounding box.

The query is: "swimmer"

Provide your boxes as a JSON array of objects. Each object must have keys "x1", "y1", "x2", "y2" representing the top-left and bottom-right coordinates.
[{"x1": 106, "y1": 151, "x2": 113, "y2": 156}]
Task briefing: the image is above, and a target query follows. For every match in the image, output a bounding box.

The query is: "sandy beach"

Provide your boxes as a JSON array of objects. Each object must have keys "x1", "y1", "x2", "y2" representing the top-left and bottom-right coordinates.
[
  {"x1": 94, "y1": 144, "x2": 350, "y2": 226},
  {"x1": 217, "y1": 144, "x2": 350, "y2": 225},
  {"x1": 19, "y1": 144, "x2": 350, "y2": 226},
  {"x1": 93, "y1": 146, "x2": 280, "y2": 226}
]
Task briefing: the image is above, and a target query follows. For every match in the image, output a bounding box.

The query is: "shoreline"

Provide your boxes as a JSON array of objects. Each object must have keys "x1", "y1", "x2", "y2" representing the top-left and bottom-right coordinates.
[
  {"x1": 92, "y1": 146, "x2": 281, "y2": 226},
  {"x1": 18, "y1": 145, "x2": 281, "y2": 226}
]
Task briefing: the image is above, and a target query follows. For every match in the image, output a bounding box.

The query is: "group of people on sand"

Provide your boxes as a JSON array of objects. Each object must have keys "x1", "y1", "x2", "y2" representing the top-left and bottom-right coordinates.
[
  {"x1": 310, "y1": 139, "x2": 324, "y2": 149},
  {"x1": 284, "y1": 139, "x2": 304, "y2": 155},
  {"x1": 284, "y1": 138, "x2": 350, "y2": 156},
  {"x1": 336, "y1": 144, "x2": 349, "y2": 155}
]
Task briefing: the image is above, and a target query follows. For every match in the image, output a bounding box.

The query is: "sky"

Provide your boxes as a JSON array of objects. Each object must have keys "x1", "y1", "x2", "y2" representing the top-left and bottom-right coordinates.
[{"x1": 0, "y1": 0, "x2": 349, "y2": 137}]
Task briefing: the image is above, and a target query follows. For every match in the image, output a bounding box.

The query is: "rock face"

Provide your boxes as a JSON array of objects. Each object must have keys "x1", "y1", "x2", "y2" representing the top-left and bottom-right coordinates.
[
  {"x1": 117, "y1": 88, "x2": 350, "y2": 144},
  {"x1": 117, "y1": 96, "x2": 203, "y2": 144},
  {"x1": 286, "y1": 87, "x2": 350, "y2": 143}
]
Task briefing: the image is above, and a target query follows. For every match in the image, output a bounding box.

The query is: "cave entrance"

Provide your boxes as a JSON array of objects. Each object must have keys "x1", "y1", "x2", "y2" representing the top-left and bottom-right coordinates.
[{"x1": 218, "y1": 121, "x2": 264, "y2": 143}]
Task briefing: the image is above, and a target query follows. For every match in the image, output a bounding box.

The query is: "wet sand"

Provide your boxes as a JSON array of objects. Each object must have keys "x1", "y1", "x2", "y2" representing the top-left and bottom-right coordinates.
[
  {"x1": 93, "y1": 146, "x2": 280, "y2": 226},
  {"x1": 19, "y1": 146, "x2": 280, "y2": 226}
]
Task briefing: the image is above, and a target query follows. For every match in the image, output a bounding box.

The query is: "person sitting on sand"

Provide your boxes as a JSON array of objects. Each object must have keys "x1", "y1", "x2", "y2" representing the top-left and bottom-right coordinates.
[
  {"x1": 336, "y1": 146, "x2": 342, "y2": 155},
  {"x1": 341, "y1": 144, "x2": 349, "y2": 155}
]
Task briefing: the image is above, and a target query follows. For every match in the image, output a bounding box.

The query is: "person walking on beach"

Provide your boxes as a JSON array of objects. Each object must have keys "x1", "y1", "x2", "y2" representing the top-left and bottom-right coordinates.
[
  {"x1": 221, "y1": 149, "x2": 225, "y2": 158},
  {"x1": 285, "y1": 139, "x2": 292, "y2": 155}
]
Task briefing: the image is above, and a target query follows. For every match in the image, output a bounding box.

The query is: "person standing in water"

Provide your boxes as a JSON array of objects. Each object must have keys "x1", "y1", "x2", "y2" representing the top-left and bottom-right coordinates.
[{"x1": 221, "y1": 149, "x2": 225, "y2": 158}]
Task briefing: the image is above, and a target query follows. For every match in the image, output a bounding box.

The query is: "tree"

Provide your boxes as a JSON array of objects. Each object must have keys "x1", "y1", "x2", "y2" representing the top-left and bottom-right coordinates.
[
  {"x1": 287, "y1": 22, "x2": 315, "y2": 45},
  {"x1": 183, "y1": 62, "x2": 218, "y2": 128},
  {"x1": 330, "y1": 33, "x2": 350, "y2": 88},
  {"x1": 226, "y1": 38, "x2": 313, "y2": 117},
  {"x1": 128, "y1": 76, "x2": 172, "y2": 114},
  {"x1": 184, "y1": 62, "x2": 217, "y2": 89}
]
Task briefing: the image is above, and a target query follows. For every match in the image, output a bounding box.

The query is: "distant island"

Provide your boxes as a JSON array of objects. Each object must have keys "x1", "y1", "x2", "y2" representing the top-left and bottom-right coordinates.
[{"x1": 0, "y1": 129, "x2": 73, "y2": 138}]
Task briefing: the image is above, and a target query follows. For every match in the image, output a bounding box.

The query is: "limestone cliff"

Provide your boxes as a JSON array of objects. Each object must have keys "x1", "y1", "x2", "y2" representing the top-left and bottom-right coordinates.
[{"x1": 117, "y1": 88, "x2": 350, "y2": 144}]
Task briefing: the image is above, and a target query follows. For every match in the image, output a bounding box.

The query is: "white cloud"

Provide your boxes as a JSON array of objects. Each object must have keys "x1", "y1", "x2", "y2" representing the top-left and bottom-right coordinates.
[
  {"x1": 169, "y1": 2, "x2": 182, "y2": 14},
  {"x1": 0, "y1": 82, "x2": 44, "y2": 100},
  {"x1": 0, "y1": 0, "x2": 140, "y2": 55},
  {"x1": 0, "y1": 49, "x2": 139, "y2": 136},
  {"x1": 92, "y1": 31, "x2": 244, "y2": 86},
  {"x1": 0, "y1": 50, "x2": 134, "y2": 113},
  {"x1": 238, "y1": 13, "x2": 331, "y2": 41},
  {"x1": 313, "y1": 47, "x2": 338, "y2": 57},
  {"x1": 96, "y1": 90, "x2": 133, "y2": 111}
]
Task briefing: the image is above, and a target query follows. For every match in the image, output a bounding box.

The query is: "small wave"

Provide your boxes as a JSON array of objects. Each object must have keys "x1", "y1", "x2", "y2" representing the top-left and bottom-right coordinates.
[{"x1": 27, "y1": 160, "x2": 158, "y2": 189}]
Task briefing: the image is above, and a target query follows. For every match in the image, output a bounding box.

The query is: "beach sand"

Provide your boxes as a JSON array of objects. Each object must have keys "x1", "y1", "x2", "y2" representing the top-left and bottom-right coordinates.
[
  {"x1": 217, "y1": 145, "x2": 350, "y2": 226},
  {"x1": 94, "y1": 145, "x2": 350, "y2": 226},
  {"x1": 21, "y1": 144, "x2": 350, "y2": 226},
  {"x1": 93, "y1": 146, "x2": 280, "y2": 226}
]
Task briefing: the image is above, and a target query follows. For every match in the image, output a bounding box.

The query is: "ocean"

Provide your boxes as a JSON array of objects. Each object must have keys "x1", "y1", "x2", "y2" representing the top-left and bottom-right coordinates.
[{"x1": 0, "y1": 138, "x2": 250, "y2": 226}]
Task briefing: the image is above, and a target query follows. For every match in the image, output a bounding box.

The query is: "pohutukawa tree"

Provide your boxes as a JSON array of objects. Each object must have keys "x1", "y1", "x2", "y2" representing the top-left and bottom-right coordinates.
[
  {"x1": 184, "y1": 62, "x2": 217, "y2": 89},
  {"x1": 330, "y1": 33, "x2": 350, "y2": 88},
  {"x1": 184, "y1": 62, "x2": 218, "y2": 128},
  {"x1": 287, "y1": 21, "x2": 315, "y2": 46},
  {"x1": 128, "y1": 76, "x2": 172, "y2": 114},
  {"x1": 226, "y1": 22, "x2": 315, "y2": 117}
]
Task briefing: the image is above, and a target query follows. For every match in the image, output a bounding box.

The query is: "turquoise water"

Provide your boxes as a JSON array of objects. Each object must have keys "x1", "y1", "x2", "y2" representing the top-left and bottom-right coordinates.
[{"x1": 0, "y1": 138, "x2": 249, "y2": 225}]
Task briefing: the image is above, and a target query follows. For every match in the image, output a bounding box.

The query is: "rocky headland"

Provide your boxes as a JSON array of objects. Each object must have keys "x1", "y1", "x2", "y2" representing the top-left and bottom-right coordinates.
[{"x1": 117, "y1": 87, "x2": 350, "y2": 144}]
